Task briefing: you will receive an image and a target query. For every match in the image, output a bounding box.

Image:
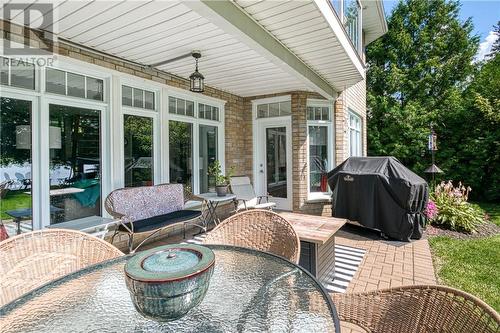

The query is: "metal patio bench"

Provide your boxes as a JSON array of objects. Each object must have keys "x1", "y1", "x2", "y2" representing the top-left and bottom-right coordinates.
[{"x1": 105, "y1": 183, "x2": 206, "y2": 253}]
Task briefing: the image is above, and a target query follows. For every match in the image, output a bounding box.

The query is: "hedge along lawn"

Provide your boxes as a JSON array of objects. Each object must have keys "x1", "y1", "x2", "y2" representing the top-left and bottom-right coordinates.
[
  {"x1": 0, "y1": 190, "x2": 31, "y2": 220},
  {"x1": 476, "y1": 202, "x2": 500, "y2": 226},
  {"x1": 429, "y1": 235, "x2": 500, "y2": 312}
]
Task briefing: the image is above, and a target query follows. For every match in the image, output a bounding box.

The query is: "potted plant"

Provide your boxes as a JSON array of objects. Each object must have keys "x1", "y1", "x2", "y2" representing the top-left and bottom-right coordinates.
[{"x1": 208, "y1": 161, "x2": 232, "y2": 197}]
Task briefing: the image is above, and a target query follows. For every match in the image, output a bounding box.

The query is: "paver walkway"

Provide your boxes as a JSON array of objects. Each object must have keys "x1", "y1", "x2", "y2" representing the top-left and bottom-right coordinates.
[
  {"x1": 334, "y1": 225, "x2": 436, "y2": 293},
  {"x1": 333, "y1": 225, "x2": 436, "y2": 333}
]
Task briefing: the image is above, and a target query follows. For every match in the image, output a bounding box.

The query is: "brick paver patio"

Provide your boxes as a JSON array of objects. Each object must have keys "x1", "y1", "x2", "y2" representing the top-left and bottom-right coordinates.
[{"x1": 334, "y1": 225, "x2": 436, "y2": 293}]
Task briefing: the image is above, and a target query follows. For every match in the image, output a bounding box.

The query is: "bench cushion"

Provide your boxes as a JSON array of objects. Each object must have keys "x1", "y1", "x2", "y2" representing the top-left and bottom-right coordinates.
[{"x1": 119, "y1": 210, "x2": 201, "y2": 233}]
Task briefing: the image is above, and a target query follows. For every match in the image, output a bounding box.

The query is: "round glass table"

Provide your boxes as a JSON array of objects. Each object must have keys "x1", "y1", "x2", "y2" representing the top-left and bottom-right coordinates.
[{"x1": 0, "y1": 245, "x2": 340, "y2": 332}]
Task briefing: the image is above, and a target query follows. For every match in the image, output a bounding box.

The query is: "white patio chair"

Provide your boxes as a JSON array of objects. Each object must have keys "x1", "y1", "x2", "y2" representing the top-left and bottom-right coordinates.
[{"x1": 230, "y1": 176, "x2": 276, "y2": 212}]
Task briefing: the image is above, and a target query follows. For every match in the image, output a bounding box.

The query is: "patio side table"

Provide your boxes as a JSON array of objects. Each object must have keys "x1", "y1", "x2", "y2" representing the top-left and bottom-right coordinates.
[
  {"x1": 0, "y1": 245, "x2": 341, "y2": 332},
  {"x1": 196, "y1": 192, "x2": 236, "y2": 226}
]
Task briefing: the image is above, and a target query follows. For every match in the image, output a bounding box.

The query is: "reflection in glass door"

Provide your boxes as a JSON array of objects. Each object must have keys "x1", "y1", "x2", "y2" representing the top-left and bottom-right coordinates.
[
  {"x1": 266, "y1": 127, "x2": 287, "y2": 198},
  {"x1": 0, "y1": 97, "x2": 33, "y2": 236},
  {"x1": 49, "y1": 104, "x2": 101, "y2": 224},
  {"x1": 124, "y1": 114, "x2": 153, "y2": 187}
]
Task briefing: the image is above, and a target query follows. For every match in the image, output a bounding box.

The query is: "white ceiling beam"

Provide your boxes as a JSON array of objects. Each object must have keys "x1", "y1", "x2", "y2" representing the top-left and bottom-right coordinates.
[{"x1": 184, "y1": 0, "x2": 337, "y2": 99}]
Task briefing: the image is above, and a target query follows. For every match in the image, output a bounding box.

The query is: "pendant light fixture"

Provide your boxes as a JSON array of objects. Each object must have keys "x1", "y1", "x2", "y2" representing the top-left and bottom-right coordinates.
[{"x1": 189, "y1": 51, "x2": 204, "y2": 93}]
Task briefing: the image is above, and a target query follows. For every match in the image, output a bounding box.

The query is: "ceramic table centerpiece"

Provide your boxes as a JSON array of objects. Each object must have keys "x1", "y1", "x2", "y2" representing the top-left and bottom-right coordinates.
[{"x1": 124, "y1": 244, "x2": 215, "y2": 321}]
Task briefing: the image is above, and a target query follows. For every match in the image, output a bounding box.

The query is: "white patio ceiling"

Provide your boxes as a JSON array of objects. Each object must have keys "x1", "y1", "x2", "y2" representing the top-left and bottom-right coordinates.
[{"x1": 4, "y1": 0, "x2": 366, "y2": 98}]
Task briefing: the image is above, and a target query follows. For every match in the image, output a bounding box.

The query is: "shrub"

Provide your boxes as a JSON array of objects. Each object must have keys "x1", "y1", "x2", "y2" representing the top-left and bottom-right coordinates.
[
  {"x1": 431, "y1": 181, "x2": 485, "y2": 233},
  {"x1": 424, "y1": 200, "x2": 439, "y2": 220}
]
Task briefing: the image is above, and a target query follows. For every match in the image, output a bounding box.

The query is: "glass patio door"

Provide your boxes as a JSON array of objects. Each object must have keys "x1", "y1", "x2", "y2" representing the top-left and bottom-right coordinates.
[
  {"x1": 0, "y1": 96, "x2": 34, "y2": 236},
  {"x1": 48, "y1": 104, "x2": 102, "y2": 225},
  {"x1": 256, "y1": 119, "x2": 292, "y2": 210}
]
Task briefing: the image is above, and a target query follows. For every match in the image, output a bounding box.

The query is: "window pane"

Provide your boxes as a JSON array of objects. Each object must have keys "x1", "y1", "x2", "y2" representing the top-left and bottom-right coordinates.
[
  {"x1": 49, "y1": 104, "x2": 101, "y2": 224},
  {"x1": 133, "y1": 88, "x2": 144, "y2": 108},
  {"x1": 46, "y1": 68, "x2": 66, "y2": 95},
  {"x1": 199, "y1": 124, "x2": 218, "y2": 193},
  {"x1": 144, "y1": 91, "x2": 155, "y2": 110},
  {"x1": 186, "y1": 100, "x2": 194, "y2": 117},
  {"x1": 86, "y1": 77, "x2": 103, "y2": 101},
  {"x1": 309, "y1": 126, "x2": 328, "y2": 192},
  {"x1": 257, "y1": 104, "x2": 268, "y2": 118},
  {"x1": 122, "y1": 86, "x2": 133, "y2": 106},
  {"x1": 0, "y1": 97, "x2": 33, "y2": 235},
  {"x1": 280, "y1": 101, "x2": 291, "y2": 116},
  {"x1": 177, "y1": 98, "x2": 186, "y2": 116},
  {"x1": 266, "y1": 127, "x2": 287, "y2": 198},
  {"x1": 1, "y1": 57, "x2": 9, "y2": 85},
  {"x1": 124, "y1": 115, "x2": 153, "y2": 187},
  {"x1": 67, "y1": 72, "x2": 85, "y2": 98},
  {"x1": 10, "y1": 60, "x2": 35, "y2": 90},
  {"x1": 315, "y1": 107, "x2": 322, "y2": 120},
  {"x1": 269, "y1": 103, "x2": 279, "y2": 117},
  {"x1": 169, "y1": 121, "x2": 192, "y2": 192},
  {"x1": 213, "y1": 107, "x2": 219, "y2": 121},
  {"x1": 199, "y1": 104, "x2": 205, "y2": 119},
  {"x1": 307, "y1": 106, "x2": 314, "y2": 120},
  {"x1": 169, "y1": 97, "x2": 176, "y2": 114},
  {"x1": 322, "y1": 107, "x2": 330, "y2": 120}
]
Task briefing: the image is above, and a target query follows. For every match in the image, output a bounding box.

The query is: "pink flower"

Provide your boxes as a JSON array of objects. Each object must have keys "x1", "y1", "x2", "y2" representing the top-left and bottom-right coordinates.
[{"x1": 425, "y1": 200, "x2": 439, "y2": 220}]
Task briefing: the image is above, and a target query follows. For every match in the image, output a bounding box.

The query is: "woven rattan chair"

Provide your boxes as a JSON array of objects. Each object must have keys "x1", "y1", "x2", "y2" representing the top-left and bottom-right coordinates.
[
  {"x1": 0, "y1": 229, "x2": 123, "y2": 307},
  {"x1": 202, "y1": 210, "x2": 300, "y2": 263},
  {"x1": 332, "y1": 285, "x2": 500, "y2": 333}
]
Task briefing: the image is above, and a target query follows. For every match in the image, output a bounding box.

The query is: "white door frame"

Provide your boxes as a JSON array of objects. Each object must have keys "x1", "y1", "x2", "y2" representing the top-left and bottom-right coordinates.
[
  {"x1": 253, "y1": 115, "x2": 293, "y2": 211},
  {"x1": 41, "y1": 95, "x2": 110, "y2": 228}
]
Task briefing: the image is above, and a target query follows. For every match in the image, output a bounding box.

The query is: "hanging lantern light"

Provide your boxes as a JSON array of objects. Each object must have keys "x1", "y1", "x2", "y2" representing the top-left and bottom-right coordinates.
[{"x1": 189, "y1": 51, "x2": 204, "y2": 93}]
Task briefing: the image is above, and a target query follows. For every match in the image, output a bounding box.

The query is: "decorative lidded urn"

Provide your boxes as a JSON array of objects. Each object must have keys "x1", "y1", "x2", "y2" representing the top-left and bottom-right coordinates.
[{"x1": 124, "y1": 244, "x2": 215, "y2": 321}]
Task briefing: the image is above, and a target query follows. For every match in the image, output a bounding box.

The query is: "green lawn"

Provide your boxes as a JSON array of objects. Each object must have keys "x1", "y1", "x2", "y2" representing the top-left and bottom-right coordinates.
[
  {"x1": 476, "y1": 202, "x2": 500, "y2": 226},
  {"x1": 0, "y1": 190, "x2": 32, "y2": 219},
  {"x1": 429, "y1": 235, "x2": 500, "y2": 312}
]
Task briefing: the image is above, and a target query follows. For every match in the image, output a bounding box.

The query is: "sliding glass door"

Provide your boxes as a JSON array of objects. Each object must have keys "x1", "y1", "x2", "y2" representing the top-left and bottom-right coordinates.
[
  {"x1": 48, "y1": 104, "x2": 101, "y2": 224},
  {"x1": 0, "y1": 97, "x2": 33, "y2": 235}
]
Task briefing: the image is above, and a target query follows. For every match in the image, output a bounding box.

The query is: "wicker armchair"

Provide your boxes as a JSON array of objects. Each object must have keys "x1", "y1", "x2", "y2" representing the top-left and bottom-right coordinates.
[
  {"x1": 0, "y1": 229, "x2": 123, "y2": 307},
  {"x1": 332, "y1": 285, "x2": 500, "y2": 333},
  {"x1": 202, "y1": 210, "x2": 300, "y2": 263}
]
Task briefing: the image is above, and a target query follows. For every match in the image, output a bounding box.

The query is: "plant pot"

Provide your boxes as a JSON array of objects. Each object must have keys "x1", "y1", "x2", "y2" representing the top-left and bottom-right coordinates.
[{"x1": 215, "y1": 185, "x2": 227, "y2": 197}]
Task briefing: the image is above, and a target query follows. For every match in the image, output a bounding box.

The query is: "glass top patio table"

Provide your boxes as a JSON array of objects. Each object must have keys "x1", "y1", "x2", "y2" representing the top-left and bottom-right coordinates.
[{"x1": 0, "y1": 245, "x2": 340, "y2": 332}]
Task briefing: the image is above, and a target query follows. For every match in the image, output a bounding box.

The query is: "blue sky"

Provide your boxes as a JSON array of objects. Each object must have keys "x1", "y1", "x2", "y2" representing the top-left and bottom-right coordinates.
[{"x1": 383, "y1": 0, "x2": 500, "y2": 59}]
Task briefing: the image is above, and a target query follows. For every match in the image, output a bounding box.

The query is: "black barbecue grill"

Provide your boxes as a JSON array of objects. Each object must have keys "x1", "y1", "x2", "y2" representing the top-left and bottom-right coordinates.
[{"x1": 327, "y1": 157, "x2": 429, "y2": 241}]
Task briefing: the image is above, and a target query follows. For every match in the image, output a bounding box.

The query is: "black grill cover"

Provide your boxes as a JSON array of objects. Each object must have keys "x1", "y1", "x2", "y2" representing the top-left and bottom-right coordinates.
[{"x1": 327, "y1": 157, "x2": 429, "y2": 241}]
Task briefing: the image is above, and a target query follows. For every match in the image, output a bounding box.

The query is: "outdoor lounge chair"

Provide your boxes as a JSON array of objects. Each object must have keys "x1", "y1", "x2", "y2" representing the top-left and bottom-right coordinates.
[
  {"x1": 203, "y1": 210, "x2": 300, "y2": 263},
  {"x1": 332, "y1": 284, "x2": 500, "y2": 333},
  {"x1": 0, "y1": 229, "x2": 123, "y2": 307},
  {"x1": 105, "y1": 183, "x2": 206, "y2": 253},
  {"x1": 230, "y1": 176, "x2": 276, "y2": 211}
]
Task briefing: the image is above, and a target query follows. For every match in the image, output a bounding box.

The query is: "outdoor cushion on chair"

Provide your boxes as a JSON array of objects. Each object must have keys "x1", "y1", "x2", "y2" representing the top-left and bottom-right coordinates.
[{"x1": 119, "y1": 210, "x2": 202, "y2": 233}]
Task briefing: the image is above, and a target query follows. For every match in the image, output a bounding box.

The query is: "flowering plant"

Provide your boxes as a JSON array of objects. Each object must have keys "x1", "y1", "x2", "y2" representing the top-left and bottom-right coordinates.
[
  {"x1": 431, "y1": 181, "x2": 484, "y2": 232},
  {"x1": 424, "y1": 200, "x2": 438, "y2": 220}
]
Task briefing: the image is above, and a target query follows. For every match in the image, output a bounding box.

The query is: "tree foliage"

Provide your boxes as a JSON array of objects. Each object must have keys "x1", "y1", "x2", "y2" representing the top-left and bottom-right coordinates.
[{"x1": 366, "y1": 0, "x2": 499, "y2": 201}]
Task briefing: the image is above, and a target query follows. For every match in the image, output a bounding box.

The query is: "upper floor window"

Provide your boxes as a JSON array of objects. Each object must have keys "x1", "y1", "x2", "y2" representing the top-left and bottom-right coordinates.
[
  {"x1": 344, "y1": 0, "x2": 361, "y2": 52},
  {"x1": 257, "y1": 101, "x2": 291, "y2": 118},
  {"x1": 122, "y1": 85, "x2": 155, "y2": 110},
  {"x1": 1, "y1": 57, "x2": 35, "y2": 90},
  {"x1": 169, "y1": 96, "x2": 194, "y2": 117},
  {"x1": 348, "y1": 110, "x2": 362, "y2": 157},
  {"x1": 46, "y1": 68, "x2": 103, "y2": 101}
]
